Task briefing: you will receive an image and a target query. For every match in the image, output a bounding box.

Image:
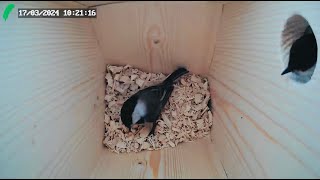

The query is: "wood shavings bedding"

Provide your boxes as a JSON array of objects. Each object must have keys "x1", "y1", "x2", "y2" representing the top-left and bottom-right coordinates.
[{"x1": 103, "y1": 64, "x2": 214, "y2": 153}]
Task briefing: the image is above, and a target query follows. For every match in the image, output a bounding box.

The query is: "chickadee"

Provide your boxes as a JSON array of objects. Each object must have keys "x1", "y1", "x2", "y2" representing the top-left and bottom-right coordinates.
[
  {"x1": 281, "y1": 25, "x2": 318, "y2": 75},
  {"x1": 120, "y1": 67, "x2": 189, "y2": 136}
]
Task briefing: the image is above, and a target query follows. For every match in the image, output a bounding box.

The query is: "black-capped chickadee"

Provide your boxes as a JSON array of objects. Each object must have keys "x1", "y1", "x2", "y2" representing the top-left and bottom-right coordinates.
[
  {"x1": 120, "y1": 67, "x2": 189, "y2": 136},
  {"x1": 281, "y1": 25, "x2": 317, "y2": 75}
]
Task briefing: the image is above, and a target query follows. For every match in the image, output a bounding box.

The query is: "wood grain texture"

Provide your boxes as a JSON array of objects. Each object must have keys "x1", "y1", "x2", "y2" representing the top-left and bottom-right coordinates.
[
  {"x1": 90, "y1": 137, "x2": 227, "y2": 179},
  {"x1": 209, "y1": 1, "x2": 320, "y2": 178},
  {"x1": 75, "y1": 1, "x2": 230, "y2": 7},
  {"x1": 3, "y1": 1, "x2": 320, "y2": 179},
  {"x1": 75, "y1": 1, "x2": 126, "y2": 7},
  {"x1": 91, "y1": 1, "x2": 222, "y2": 75},
  {"x1": 0, "y1": 1, "x2": 105, "y2": 178}
]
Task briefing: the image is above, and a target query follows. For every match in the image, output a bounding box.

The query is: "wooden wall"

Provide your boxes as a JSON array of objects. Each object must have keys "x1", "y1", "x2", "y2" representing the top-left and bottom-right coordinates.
[
  {"x1": 75, "y1": 1, "x2": 125, "y2": 7},
  {"x1": 209, "y1": 1, "x2": 320, "y2": 178},
  {"x1": 0, "y1": 1, "x2": 105, "y2": 178},
  {"x1": 2, "y1": 1, "x2": 320, "y2": 179},
  {"x1": 91, "y1": 137, "x2": 227, "y2": 179},
  {"x1": 91, "y1": 1, "x2": 223, "y2": 75}
]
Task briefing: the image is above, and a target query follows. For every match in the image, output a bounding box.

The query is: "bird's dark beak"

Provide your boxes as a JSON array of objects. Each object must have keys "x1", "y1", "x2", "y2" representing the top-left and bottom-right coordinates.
[{"x1": 281, "y1": 67, "x2": 292, "y2": 75}]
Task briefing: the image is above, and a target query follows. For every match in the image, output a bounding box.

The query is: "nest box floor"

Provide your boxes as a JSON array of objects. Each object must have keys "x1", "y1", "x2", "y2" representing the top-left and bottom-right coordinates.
[{"x1": 91, "y1": 137, "x2": 227, "y2": 179}]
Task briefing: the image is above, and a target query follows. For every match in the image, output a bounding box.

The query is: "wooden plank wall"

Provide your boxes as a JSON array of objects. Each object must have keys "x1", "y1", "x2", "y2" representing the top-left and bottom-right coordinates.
[
  {"x1": 91, "y1": 137, "x2": 227, "y2": 179},
  {"x1": 209, "y1": 1, "x2": 320, "y2": 178},
  {"x1": 75, "y1": 1, "x2": 125, "y2": 7},
  {"x1": 3, "y1": 1, "x2": 319, "y2": 179},
  {"x1": 89, "y1": 2, "x2": 226, "y2": 178},
  {"x1": 91, "y1": 1, "x2": 223, "y2": 75},
  {"x1": 0, "y1": 1, "x2": 105, "y2": 178}
]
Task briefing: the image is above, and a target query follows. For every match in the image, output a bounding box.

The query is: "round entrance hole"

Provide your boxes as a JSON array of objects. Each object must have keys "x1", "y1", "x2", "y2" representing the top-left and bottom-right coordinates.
[{"x1": 281, "y1": 14, "x2": 318, "y2": 84}]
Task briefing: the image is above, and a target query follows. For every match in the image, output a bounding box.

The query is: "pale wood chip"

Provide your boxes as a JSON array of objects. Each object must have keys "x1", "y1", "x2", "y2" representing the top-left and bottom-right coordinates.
[
  {"x1": 130, "y1": 84, "x2": 139, "y2": 91},
  {"x1": 146, "y1": 73, "x2": 152, "y2": 81},
  {"x1": 168, "y1": 141, "x2": 176, "y2": 147},
  {"x1": 117, "y1": 99, "x2": 125, "y2": 106},
  {"x1": 203, "y1": 81, "x2": 208, "y2": 90},
  {"x1": 136, "y1": 137, "x2": 146, "y2": 144},
  {"x1": 162, "y1": 114, "x2": 171, "y2": 128},
  {"x1": 141, "y1": 73, "x2": 147, "y2": 79},
  {"x1": 114, "y1": 74, "x2": 121, "y2": 81},
  {"x1": 108, "y1": 101, "x2": 117, "y2": 108},
  {"x1": 196, "y1": 119, "x2": 204, "y2": 129},
  {"x1": 200, "y1": 106, "x2": 209, "y2": 117},
  {"x1": 124, "y1": 64, "x2": 132, "y2": 69},
  {"x1": 202, "y1": 93, "x2": 211, "y2": 106},
  {"x1": 105, "y1": 73, "x2": 113, "y2": 87},
  {"x1": 194, "y1": 94, "x2": 203, "y2": 104},
  {"x1": 108, "y1": 65, "x2": 123, "y2": 74},
  {"x1": 194, "y1": 104, "x2": 204, "y2": 111},
  {"x1": 104, "y1": 114, "x2": 110, "y2": 123},
  {"x1": 105, "y1": 94, "x2": 114, "y2": 102},
  {"x1": 192, "y1": 111, "x2": 200, "y2": 120},
  {"x1": 191, "y1": 75, "x2": 201, "y2": 83},
  {"x1": 183, "y1": 111, "x2": 193, "y2": 117},
  {"x1": 141, "y1": 142, "x2": 150, "y2": 150},
  {"x1": 159, "y1": 135, "x2": 166, "y2": 142},
  {"x1": 120, "y1": 76, "x2": 131, "y2": 84},
  {"x1": 171, "y1": 111, "x2": 177, "y2": 118},
  {"x1": 159, "y1": 74, "x2": 166, "y2": 79},
  {"x1": 165, "y1": 133, "x2": 171, "y2": 140},
  {"x1": 127, "y1": 133, "x2": 134, "y2": 141},
  {"x1": 135, "y1": 78, "x2": 145, "y2": 87},
  {"x1": 186, "y1": 104, "x2": 191, "y2": 111},
  {"x1": 109, "y1": 121, "x2": 117, "y2": 130},
  {"x1": 131, "y1": 74, "x2": 138, "y2": 81},
  {"x1": 151, "y1": 74, "x2": 158, "y2": 80},
  {"x1": 157, "y1": 121, "x2": 165, "y2": 127},
  {"x1": 172, "y1": 127, "x2": 180, "y2": 132},
  {"x1": 116, "y1": 141, "x2": 127, "y2": 149},
  {"x1": 181, "y1": 78, "x2": 187, "y2": 85}
]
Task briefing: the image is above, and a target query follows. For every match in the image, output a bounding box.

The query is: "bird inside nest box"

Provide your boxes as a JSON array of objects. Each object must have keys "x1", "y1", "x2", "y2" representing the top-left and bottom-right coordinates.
[{"x1": 281, "y1": 25, "x2": 318, "y2": 84}]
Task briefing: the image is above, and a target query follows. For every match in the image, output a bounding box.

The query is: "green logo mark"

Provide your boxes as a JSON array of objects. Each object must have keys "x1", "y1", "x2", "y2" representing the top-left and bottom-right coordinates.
[{"x1": 3, "y1": 3, "x2": 15, "y2": 21}]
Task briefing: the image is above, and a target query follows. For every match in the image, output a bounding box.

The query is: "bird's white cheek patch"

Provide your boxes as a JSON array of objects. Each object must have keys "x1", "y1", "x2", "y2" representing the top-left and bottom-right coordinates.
[{"x1": 132, "y1": 100, "x2": 147, "y2": 124}]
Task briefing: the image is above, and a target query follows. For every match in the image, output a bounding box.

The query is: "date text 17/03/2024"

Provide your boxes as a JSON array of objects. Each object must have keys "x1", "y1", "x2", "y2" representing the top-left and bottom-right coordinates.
[{"x1": 18, "y1": 8, "x2": 97, "y2": 18}]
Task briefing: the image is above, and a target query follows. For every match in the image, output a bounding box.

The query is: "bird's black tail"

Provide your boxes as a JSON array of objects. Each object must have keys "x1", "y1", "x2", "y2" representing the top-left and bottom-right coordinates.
[{"x1": 162, "y1": 67, "x2": 189, "y2": 86}]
